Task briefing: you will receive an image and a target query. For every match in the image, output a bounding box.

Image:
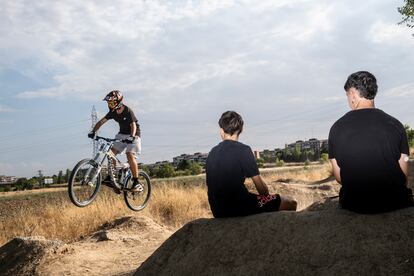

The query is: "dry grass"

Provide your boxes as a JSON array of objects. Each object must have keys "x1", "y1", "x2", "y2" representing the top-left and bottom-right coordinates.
[
  {"x1": 0, "y1": 164, "x2": 330, "y2": 246},
  {"x1": 0, "y1": 183, "x2": 210, "y2": 246},
  {"x1": 146, "y1": 183, "x2": 210, "y2": 228}
]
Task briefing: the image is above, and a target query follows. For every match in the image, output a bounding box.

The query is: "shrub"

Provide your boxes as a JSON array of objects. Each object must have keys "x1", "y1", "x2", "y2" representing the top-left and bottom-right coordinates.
[
  {"x1": 156, "y1": 164, "x2": 176, "y2": 178},
  {"x1": 320, "y1": 153, "x2": 329, "y2": 163},
  {"x1": 275, "y1": 158, "x2": 285, "y2": 167}
]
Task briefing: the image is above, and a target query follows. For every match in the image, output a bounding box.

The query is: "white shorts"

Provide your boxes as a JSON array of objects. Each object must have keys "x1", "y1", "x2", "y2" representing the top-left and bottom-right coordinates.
[{"x1": 112, "y1": 134, "x2": 141, "y2": 155}]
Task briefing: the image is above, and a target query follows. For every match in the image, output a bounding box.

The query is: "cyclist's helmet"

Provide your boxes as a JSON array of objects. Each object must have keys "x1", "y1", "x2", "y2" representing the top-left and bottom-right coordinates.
[{"x1": 103, "y1": 90, "x2": 124, "y2": 111}]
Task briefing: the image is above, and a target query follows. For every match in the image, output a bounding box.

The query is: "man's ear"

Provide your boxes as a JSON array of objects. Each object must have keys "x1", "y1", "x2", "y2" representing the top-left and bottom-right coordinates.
[
  {"x1": 220, "y1": 128, "x2": 225, "y2": 140},
  {"x1": 350, "y1": 87, "x2": 361, "y2": 99}
]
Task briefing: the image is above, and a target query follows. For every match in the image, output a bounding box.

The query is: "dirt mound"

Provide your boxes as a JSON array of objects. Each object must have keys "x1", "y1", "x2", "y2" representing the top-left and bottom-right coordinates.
[
  {"x1": 0, "y1": 216, "x2": 172, "y2": 276},
  {"x1": 0, "y1": 236, "x2": 65, "y2": 276},
  {"x1": 135, "y1": 201, "x2": 414, "y2": 276}
]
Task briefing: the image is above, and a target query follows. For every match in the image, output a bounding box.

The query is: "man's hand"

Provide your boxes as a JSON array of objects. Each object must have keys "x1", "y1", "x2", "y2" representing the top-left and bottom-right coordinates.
[{"x1": 88, "y1": 131, "x2": 96, "y2": 139}]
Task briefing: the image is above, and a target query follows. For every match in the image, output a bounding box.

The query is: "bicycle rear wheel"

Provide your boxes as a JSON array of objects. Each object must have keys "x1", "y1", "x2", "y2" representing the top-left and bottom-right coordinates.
[
  {"x1": 123, "y1": 171, "x2": 152, "y2": 211},
  {"x1": 68, "y1": 158, "x2": 101, "y2": 207}
]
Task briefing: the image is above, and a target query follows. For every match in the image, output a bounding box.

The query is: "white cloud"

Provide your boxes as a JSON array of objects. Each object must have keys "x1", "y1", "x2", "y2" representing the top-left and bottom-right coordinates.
[
  {"x1": 369, "y1": 20, "x2": 414, "y2": 45},
  {"x1": 3, "y1": 0, "x2": 339, "y2": 106},
  {"x1": 384, "y1": 83, "x2": 414, "y2": 98},
  {"x1": 0, "y1": 104, "x2": 18, "y2": 112}
]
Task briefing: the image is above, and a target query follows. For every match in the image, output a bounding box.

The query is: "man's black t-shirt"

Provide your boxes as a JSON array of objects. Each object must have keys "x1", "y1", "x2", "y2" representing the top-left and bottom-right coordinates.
[
  {"x1": 206, "y1": 140, "x2": 260, "y2": 217},
  {"x1": 329, "y1": 108, "x2": 412, "y2": 213},
  {"x1": 104, "y1": 105, "x2": 141, "y2": 137}
]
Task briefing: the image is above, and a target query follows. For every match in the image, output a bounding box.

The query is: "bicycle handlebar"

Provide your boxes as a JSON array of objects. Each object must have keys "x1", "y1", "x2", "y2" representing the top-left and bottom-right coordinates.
[{"x1": 92, "y1": 135, "x2": 134, "y2": 144}]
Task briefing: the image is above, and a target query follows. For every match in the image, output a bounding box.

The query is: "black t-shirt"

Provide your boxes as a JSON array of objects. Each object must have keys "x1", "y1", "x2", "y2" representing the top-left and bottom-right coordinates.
[
  {"x1": 104, "y1": 105, "x2": 141, "y2": 137},
  {"x1": 206, "y1": 140, "x2": 260, "y2": 217},
  {"x1": 329, "y1": 108, "x2": 411, "y2": 212}
]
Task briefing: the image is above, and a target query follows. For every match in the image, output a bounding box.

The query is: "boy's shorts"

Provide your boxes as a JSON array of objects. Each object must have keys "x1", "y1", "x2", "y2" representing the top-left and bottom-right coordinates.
[
  {"x1": 112, "y1": 134, "x2": 141, "y2": 155},
  {"x1": 255, "y1": 194, "x2": 281, "y2": 213}
]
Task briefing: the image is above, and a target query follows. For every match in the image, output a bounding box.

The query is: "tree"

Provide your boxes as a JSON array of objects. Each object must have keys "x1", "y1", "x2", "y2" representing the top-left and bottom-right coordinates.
[
  {"x1": 57, "y1": 170, "x2": 63, "y2": 184},
  {"x1": 405, "y1": 124, "x2": 414, "y2": 147},
  {"x1": 156, "y1": 164, "x2": 175, "y2": 178},
  {"x1": 177, "y1": 159, "x2": 191, "y2": 171},
  {"x1": 293, "y1": 146, "x2": 302, "y2": 162},
  {"x1": 256, "y1": 158, "x2": 264, "y2": 168},
  {"x1": 64, "y1": 169, "x2": 71, "y2": 184},
  {"x1": 320, "y1": 153, "x2": 329, "y2": 163},
  {"x1": 188, "y1": 162, "x2": 202, "y2": 175},
  {"x1": 14, "y1": 178, "x2": 36, "y2": 191},
  {"x1": 275, "y1": 158, "x2": 285, "y2": 167},
  {"x1": 398, "y1": 0, "x2": 414, "y2": 35}
]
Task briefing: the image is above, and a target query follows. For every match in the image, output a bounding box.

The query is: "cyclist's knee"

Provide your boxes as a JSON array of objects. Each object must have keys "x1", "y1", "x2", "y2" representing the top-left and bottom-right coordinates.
[{"x1": 126, "y1": 152, "x2": 136, "y2": 159}]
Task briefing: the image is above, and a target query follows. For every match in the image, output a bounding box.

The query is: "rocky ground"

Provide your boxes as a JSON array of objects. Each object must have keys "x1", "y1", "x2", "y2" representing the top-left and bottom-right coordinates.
[{"x1": 4, "y1": 162, "x2": 414, "y2": 276}]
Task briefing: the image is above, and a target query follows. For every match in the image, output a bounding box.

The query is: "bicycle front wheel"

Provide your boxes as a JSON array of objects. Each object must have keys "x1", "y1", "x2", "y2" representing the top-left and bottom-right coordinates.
[
  {"x1": 68, "y1": 158, "x2": 101, "y2": 207},
  {"x1": 123, "y1": 171, "x2": 152, "y2": 211}
]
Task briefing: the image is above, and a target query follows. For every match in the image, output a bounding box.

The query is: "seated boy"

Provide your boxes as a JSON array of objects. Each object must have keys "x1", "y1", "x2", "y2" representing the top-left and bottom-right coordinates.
[{"x1": 206, "y1": 111, "x2": 297, "y2": 218}]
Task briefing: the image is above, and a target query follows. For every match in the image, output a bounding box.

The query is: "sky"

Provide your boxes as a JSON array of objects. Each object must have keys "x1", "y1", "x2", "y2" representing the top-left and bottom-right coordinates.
[{"x1": 0, "y1": 0, "x2": 413, "y2": 177}]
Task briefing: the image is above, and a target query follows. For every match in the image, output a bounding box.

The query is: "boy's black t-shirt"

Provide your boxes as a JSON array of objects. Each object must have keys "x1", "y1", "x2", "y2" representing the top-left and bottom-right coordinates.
[
  {"x1": 206, "y1": 140, "x2": 260, "y2": 217},
  {"x1": 104, "y1": 105, "x2": 141, "y2": 137},
  {"x1": 329, "y1": 108, "x2": 411, "y2": 212}
]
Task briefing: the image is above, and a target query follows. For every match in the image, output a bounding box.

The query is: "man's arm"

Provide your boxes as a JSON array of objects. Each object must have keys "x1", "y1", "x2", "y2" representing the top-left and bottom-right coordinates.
[
  {"x1": 130, "y1": 122, "x2": 137, "y2": 137},
  {"x1": 251, "y1": 175, "x2": 269, "y2": 195},
  {"x1": 330, "y1": 158, "x2": 341, "y2": 184},
  {"x1": 399, "y1": 153, "x2": 409, "y2": 178},
  {"x1": 92, "y1": 118, "x2": 108, "y2": 132}
]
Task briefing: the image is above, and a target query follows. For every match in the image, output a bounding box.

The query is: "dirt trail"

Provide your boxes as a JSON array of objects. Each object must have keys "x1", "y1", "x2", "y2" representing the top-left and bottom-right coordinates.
[{"x1": 0, "y1": 216, "x2": 173, "y2": 276}]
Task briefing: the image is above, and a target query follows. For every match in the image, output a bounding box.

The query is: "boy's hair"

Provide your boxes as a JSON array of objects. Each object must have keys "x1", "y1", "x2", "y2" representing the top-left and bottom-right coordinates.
[
  {"x1": 219, "y1": 111, "x2": 244, "y2": 136},
  {"x1": 344, "y1": 71, "x2": 378, "y2": 100}
]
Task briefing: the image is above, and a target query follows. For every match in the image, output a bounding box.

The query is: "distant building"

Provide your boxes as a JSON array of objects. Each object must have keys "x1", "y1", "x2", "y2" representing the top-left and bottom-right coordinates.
[
  {"x1": 44, "y1": 178, "x2": 54, "y2": 185},
  {"x1": 173, "y1": 152, "x2": 208, "y2": 165},
  {"x1": 286, "y1": 138, "x2": 328, "y2": 153},
  {"x1": 0, "y1": 175, "x2": 17, "y2": 185}
]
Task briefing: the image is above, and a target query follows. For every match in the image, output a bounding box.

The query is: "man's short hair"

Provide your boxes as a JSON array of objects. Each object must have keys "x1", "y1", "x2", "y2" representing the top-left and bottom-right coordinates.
[
  {"x1": 344, "y1": 71, "x2": 378, "y2": 100},
  {"x1": 219, "y1": 111, "x2": 244, "y2": 136}
]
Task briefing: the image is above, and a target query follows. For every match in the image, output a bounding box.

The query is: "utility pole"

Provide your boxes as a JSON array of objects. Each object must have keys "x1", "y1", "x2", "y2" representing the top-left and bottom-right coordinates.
[
  {"x1": 91, "y1": 106, "x2": 99, "y2": 157},
  {"x1": 38, "y1": 170, "x2": 43, "y2": 187}
]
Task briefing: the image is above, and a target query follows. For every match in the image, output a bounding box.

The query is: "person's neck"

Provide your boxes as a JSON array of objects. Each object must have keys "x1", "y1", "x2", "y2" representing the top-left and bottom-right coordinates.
[
  {"x1": 222, "y1": 135, "x2": 239, "y2": 142},
  {"x1": 116, "y1": 105, "x2": 125, "y2": 114},
  {"x1": 354, "y1": 100, "x2": 375, "y2": 110}
]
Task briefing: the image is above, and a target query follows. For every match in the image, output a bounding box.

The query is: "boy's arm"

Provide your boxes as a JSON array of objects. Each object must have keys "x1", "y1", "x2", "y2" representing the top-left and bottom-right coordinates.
[
  {"x1": 330, "y1": 158, "x2": 341, "y2": 184},
  {"x1": 399, "y1": 153, "x2": 409, "y2": 178},
  {"x1": 130, "y1": 122, "x2": 137, "y2": 137},
  {"x1": 251, "y1": 175, "x2": 269, "y2": 195}
]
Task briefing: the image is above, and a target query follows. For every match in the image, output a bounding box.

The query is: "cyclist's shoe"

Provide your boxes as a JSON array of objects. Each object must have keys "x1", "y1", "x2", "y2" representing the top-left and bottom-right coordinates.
[{"x1": 131, "y1": 179, "x2": 144, "y2": 193}]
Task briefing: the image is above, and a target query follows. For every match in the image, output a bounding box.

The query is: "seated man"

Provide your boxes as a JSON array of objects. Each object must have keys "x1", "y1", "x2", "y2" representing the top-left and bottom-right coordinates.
[
  {"x1": 329, "y1": 71, "x2": 413, "y2": 213},
  {"x1": 206, "y1": 111, "x2": 297, "y2": 218}
]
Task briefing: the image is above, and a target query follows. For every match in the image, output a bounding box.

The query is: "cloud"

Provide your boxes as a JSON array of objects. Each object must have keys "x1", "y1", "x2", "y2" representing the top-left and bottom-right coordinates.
[
  {"x1": 3, "y1": 1, "x2": 338, "y2": 106},
  {"x1": 384, "y1": 83, "x2": 414, "y2": 98},
  {"x1": 369, "y1": 20, "x2": 414, "y2": 45},
  {"x1": 0, "y1": 104, "x2": 18, "y2": 112}
]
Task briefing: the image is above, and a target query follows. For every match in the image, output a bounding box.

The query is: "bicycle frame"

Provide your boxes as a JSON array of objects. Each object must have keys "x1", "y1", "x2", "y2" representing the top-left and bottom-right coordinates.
[{"x1": 90, "y1": 136, "x2": 132, "y2": 190}]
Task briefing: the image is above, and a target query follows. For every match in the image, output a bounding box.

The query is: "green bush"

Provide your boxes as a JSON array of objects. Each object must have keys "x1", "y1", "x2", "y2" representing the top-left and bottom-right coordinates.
[
  {"x1": 156, "y1": 164, "x2": 176, "y2": 178},
  {"x1": 275, "y1": 158, "x2": 285, "y2": 167},
  {"x1": 320, "y1": 153, "x2": 329, "y2": 163},
  {"x1": 188, "y1": 162, "x2": 202, "y2": 175}
]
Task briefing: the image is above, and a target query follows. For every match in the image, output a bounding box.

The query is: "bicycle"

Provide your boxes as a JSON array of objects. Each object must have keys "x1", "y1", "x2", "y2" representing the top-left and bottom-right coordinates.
[{"x1": 68, "y1": 136, "x2": 151, "y2": 211}]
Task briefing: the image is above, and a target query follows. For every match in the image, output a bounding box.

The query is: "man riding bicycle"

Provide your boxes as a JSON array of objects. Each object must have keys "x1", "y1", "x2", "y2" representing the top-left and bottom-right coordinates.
[{"x1": 88, "y1": 90, "x2": 143, "y2": 192}]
